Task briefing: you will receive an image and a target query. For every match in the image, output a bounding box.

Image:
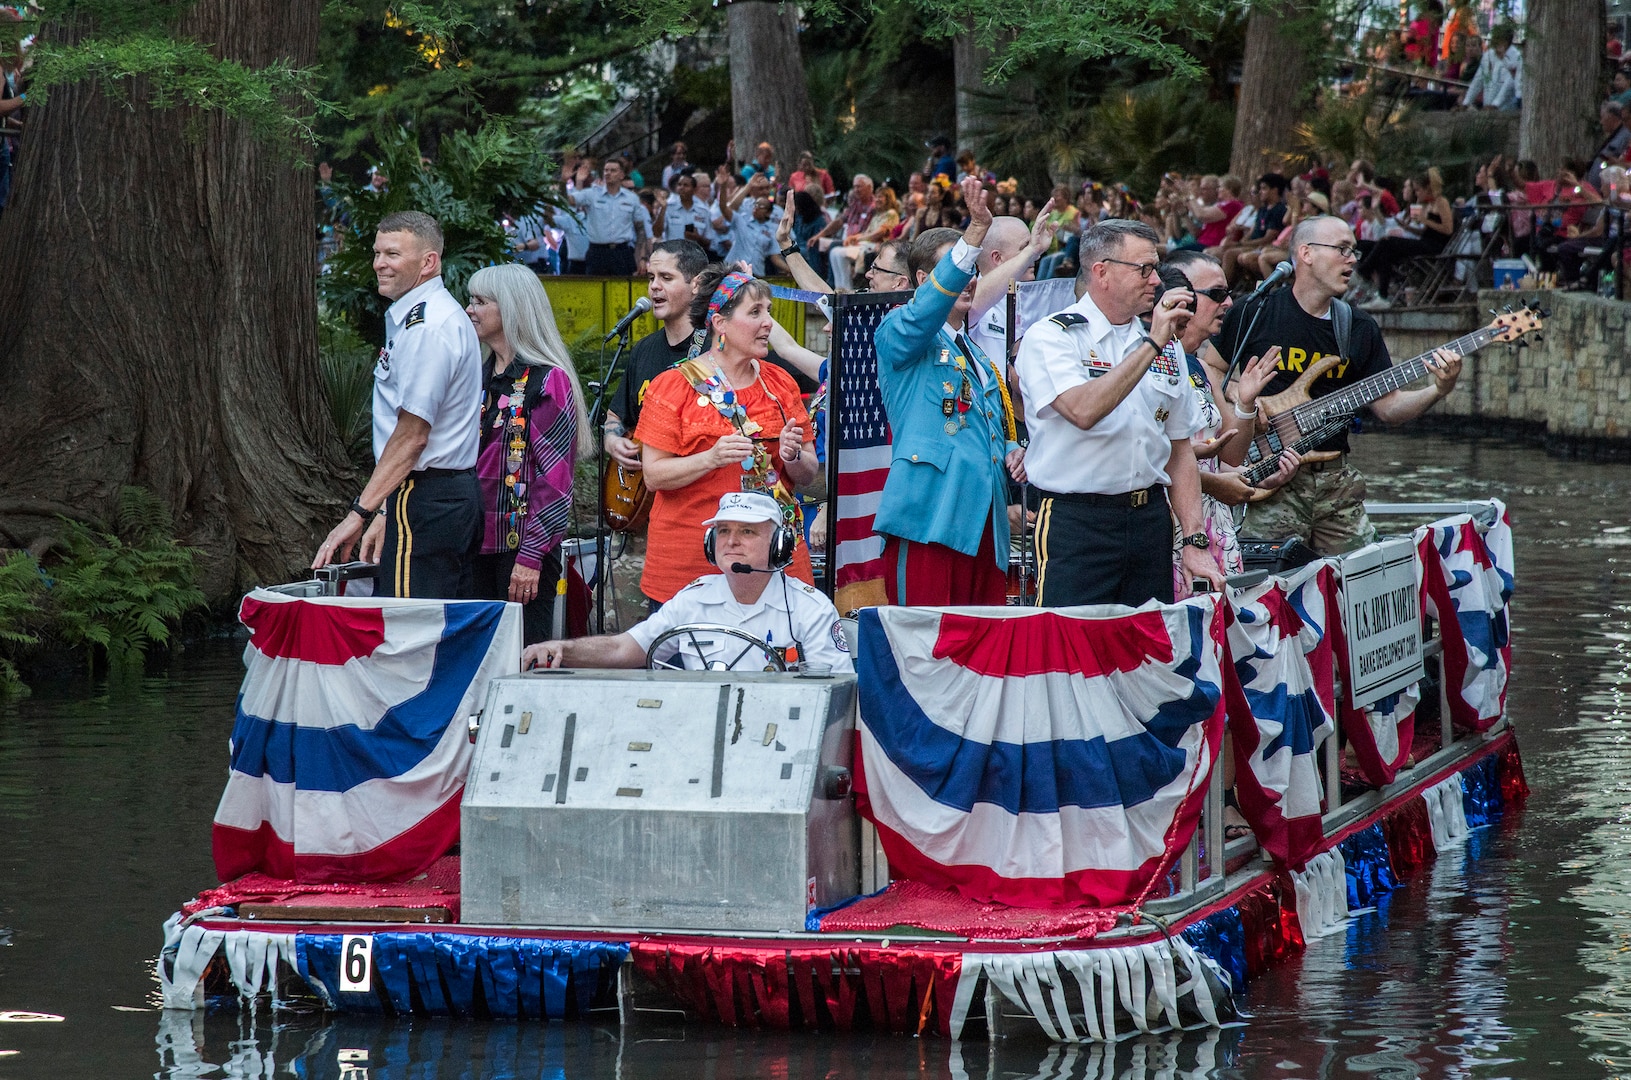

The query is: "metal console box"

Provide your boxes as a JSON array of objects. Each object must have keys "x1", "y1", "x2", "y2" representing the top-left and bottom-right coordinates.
[{"x1": 461, "y1": 669, "x2": 859, "y2": 932}]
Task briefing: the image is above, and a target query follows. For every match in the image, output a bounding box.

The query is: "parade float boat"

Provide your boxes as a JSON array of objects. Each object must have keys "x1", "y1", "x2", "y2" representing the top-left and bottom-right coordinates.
[{"x1": 158, "y1": 500, "x2": 1523, "y2": 1044}]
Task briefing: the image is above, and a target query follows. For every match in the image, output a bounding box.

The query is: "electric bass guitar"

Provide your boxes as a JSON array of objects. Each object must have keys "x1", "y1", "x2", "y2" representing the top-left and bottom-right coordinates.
[
  {"x1": 602, "y1": 423, "x2": 653, "y2": 532},
  {"x1": 1240, "y1": 303, "x2": 1547, "y2": 486}
]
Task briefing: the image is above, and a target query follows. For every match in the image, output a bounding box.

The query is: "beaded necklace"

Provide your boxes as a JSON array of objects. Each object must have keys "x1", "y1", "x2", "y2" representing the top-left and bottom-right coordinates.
[
  {"x1": 485, "y1": 367, "x2": 531, "y2": 551},
  {"x1": 676, "y1": 353, "x2": 803, "y2": 534}
]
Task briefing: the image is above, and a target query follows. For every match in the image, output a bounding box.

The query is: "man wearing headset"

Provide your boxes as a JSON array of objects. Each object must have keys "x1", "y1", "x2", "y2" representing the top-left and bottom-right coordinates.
[{"x1": 521, "y1": 492, "x2": 852, "y2": 672}]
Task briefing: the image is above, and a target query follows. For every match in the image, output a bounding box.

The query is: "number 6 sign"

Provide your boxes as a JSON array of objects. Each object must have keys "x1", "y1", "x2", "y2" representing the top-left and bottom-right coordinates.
[{"x1": 339, "y1": 935, "x2": 373, "y2": 993}]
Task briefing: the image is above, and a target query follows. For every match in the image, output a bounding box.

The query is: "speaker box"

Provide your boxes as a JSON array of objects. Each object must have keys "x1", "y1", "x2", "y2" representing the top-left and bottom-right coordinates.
[
  {"x1": 1238, "y1": 535, "x2": 1321, "y2": 574},
  {"x1": 461, "y1": 669, "x2": 859, "y2": 932}
]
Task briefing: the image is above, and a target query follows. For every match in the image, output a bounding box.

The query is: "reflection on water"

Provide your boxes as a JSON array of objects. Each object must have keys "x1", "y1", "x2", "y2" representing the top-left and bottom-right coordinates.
[
  {"x1": 3, "y1": 432, "x2": 1631, "y2": 1078},
  {"x1": 152, "y1": 1014, "x2": 1243, "y2": 1080}
]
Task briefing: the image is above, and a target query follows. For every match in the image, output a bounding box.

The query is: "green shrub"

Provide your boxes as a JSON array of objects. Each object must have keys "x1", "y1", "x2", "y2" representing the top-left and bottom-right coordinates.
[
  {"x1": 319, "y1": 121, "x2": 554, "y2": 343},
  {"x1": 0, "y1": 552, "x2": 45, "y2": 696},
  {"x1": 42, "y1": 488, "x2": 206, "y2": 674},
  {"x1": 319, "y1": 311, "x2": 379, "y2": 473}
]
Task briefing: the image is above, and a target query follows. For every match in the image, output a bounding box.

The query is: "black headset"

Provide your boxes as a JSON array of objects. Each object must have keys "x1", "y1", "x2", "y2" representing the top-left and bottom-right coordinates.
[{"x1": 703, "y1": 517, "x2": 798, "y2": 571}]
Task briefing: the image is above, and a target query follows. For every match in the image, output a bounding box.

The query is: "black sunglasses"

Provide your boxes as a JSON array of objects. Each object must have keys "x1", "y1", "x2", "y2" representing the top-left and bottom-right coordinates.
[{"x1": 1169, "y1": 270, "x2": 1231, "y2": 305}]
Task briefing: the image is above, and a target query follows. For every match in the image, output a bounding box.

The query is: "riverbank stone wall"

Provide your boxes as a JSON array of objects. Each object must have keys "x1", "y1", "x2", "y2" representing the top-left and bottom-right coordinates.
[{"x1": 1371, "y1": 291, "x2": 1631, "y2": 457}]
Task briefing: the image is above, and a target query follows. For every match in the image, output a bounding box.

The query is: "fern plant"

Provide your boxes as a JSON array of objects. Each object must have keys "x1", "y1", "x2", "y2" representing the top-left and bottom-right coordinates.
[
  {"x1": 0, "y1": 552, "x2": 45, "y2": 696},
  {"x1": 45, "y1": 488, "x2": 206, "y2": 672}
]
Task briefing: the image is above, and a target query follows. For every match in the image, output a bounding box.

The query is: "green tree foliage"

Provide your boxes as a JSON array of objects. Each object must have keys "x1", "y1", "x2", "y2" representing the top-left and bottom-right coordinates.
[
  {"x1": 806, "y1": 49, "x2": 926, "y2": 184},
  {"x1": 1296, "y1": 95, "x2": 1514, "y2": 190},
  {"x1": 23, "y1": 0, "x2": 330, "y2": 147},
  {"x1": 317, "y1": 0, "x2": 656, "y2": 159},
  {"x1": 974, "y1": 68, "x2": 1231, "y2": 196},
  {"x1": 624, "y1": 0, "x2": 1220, "y2": 85},
  {"x1": 1077, "y1": 79, "x2": 1234, "y2": 195},
  {"x1": 318, "y1": 121, "x2": 552, "y2": 341}
]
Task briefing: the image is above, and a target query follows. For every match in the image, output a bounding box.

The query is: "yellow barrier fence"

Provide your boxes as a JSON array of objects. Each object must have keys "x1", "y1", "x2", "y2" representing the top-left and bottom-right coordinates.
[{"x1": 540, "y1": 276, "x2": 809, "y2": 351}]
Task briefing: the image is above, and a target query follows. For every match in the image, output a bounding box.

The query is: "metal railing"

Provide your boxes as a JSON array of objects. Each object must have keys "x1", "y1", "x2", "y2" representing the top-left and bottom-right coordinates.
[
  {"x1": 1142, "y1": 499, "x2": 1506, "y2": 917},
  {"x1": 1430, "y1": 199, "x2": 1626, "y2": 301}
]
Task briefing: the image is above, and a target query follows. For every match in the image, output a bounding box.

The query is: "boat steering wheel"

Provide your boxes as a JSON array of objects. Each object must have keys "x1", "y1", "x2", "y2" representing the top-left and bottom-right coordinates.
[{"x1": 643, "y1": 623, "x2": 787, "y2": 672}]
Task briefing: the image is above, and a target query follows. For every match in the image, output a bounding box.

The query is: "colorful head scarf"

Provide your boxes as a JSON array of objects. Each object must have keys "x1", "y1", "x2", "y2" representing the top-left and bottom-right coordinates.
[{"x1": 708, "y1": 270, "x2": 753, "y2": 320}]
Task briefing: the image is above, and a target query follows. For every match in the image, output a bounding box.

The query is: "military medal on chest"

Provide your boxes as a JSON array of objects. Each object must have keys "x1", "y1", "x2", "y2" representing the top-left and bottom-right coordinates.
[
  {"x1": 1150, "y1": 342, "x2": 1182, "y2": 384},
  {"x1": 487, "y1": 372, "x2": 531, "y2": 552}
]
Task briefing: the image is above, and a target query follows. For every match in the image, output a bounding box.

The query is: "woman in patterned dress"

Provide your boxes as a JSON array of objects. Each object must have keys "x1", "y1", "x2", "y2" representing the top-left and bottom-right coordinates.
[
  {"x1": 1157, "y1": 255, "x2": 1300, "y2": 599},
  {"x1": 464, "y1": 264, "x2": 591, "y2": 643}
]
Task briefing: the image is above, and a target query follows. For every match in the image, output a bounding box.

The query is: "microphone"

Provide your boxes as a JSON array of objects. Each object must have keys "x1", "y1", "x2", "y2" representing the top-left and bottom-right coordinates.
[
  {"x1": 603, "y1": 296, "x2": 653, "y2": 341},
  {"x1": 729, "y1": 562, "x2": 777, "y2": 574},
  {"x1": 1248, "y1": 261, "x2": 1294, "y2": 298}
]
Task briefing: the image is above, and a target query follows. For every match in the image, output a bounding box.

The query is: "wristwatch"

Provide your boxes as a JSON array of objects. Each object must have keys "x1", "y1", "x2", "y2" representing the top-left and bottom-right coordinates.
[
  {"x1": 1181, "y1": 531, "x2": 1210, "y2": 550},
  {"x1": 351, "y1": 498, "x2": 385, "y2": 520}
]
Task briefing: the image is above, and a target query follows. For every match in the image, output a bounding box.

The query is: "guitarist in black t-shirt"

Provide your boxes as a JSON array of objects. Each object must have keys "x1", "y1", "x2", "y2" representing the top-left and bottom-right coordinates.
[
  {"x1": 1213, "y1": 215, "x2": 1462, "y2": 555},
  {"x1": 603, "y1": 240, "x2": 709, "y2": 528}
]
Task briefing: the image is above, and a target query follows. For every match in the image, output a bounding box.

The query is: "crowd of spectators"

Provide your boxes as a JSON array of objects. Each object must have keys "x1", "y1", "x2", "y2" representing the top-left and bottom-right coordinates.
[{"x1": 489, "y1": 117, "x2": 1631, "y2": 307}]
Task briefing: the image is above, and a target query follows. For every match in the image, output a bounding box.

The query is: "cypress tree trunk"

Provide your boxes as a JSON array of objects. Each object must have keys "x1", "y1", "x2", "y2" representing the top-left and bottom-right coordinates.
[
  {"x1": 1518, "y1": 0, "x2": 1603, "y2": 173},
  {"x1": 954, "y1": 31, "x2": 991, "y2": 152},
  {"x1": 0, "y1": 0, "x2": 352, "y2": 600},
  {"x1": 1228, "y1": 3, "x2": 1312, "y2": 180},
  {"x1": 727, "y1": 0, "x2": 815, "y2": 172}
]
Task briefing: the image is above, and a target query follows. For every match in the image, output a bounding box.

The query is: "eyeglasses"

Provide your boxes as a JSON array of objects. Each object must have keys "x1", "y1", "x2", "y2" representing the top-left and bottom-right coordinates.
[
  {"x1": 1306, "y1": 241, "x2": 1360, "y2": 259},
  {"x1": 1098, "y1": 257, "x2": 1160, "y2": 278},
  {"x1": 868, "y1": 264, "x2": 908, "y2": 279},
  {"x1": 1193, "y1": 285, "x2": 1232, "y2": 304}
]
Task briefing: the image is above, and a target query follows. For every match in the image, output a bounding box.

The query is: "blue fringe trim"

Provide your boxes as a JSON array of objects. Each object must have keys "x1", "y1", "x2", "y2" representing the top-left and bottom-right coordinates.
[
  {"x1": 1339, "y1": 823, "x2": 1399, "y2": 910},
  {"x1": 1182, "y1": 743, "x2": 1514, "y2": 991},
  {"x1": 1182, "y1": 907, "x2": 1247, "y2": 993},
  {"x1": 1460, "y1": 751, "x2": 1503, "y2": 829},
  {"x1": 295, "y1": 933, "x2": 628, "y2": 1018}
]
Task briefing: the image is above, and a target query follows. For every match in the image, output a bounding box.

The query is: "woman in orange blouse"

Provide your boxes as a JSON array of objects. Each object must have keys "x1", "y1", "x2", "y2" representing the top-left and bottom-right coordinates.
[{"x1": 633, "y1": 266, "x2": 820, "y2": 604}]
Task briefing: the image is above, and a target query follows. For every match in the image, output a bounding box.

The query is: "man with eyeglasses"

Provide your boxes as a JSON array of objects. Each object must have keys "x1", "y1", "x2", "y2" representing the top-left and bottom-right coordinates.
[
  {"x1": 871, "y1": 176, "x2": 1027, "y2": 606},
  {"x1": 1216, "y1": 214, "x2": 1462, "y2": 555},
  {"x1": 864, "y1": 243, "x2": 912, "y2": 292},
  {"x1": 1016, "y1": 219, "x2": 1225, "y2": 607}
]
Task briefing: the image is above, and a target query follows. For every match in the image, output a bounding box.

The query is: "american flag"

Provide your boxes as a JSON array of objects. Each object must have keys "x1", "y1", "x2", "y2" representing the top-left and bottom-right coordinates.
[{"x1": 829, "y1": 293, "x2": 903, "y2": 611}]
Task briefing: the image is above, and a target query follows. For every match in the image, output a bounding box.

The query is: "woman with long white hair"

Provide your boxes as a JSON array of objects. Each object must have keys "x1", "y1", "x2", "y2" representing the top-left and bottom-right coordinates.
[{"x1": 464, "y1": 263, "x2": 590, "y2": 642}]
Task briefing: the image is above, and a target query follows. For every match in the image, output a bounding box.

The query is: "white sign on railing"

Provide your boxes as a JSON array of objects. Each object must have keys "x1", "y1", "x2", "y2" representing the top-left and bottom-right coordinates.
[{"x1": 1340, "y1": 538, "x2": 1425, "y2": 709}]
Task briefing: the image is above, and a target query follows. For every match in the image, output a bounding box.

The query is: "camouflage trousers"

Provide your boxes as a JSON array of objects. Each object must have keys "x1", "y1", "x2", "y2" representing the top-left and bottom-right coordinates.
[{"x1": 1239, "y1": 460, "x2": 1377, "y2": 556}]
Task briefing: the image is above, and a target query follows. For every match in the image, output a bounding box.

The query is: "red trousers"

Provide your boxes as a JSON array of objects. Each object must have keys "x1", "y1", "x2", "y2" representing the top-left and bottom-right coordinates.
[{"x1": 882, "y1": 524, "x2": 1009, "y2": 606}]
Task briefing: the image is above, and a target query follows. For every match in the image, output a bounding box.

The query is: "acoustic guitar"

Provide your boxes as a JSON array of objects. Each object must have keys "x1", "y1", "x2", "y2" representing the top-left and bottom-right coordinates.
[
  {"x1": 602, "y1": 423, "x2": 653, "y2": 531},
  {"x1": 1239, "y1": 304, "x2": 1547, "y2": 488}
]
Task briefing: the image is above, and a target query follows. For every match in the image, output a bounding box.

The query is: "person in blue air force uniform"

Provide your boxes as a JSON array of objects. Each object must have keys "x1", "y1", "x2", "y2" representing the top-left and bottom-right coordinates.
[{"x1": 873, "y1": 176, "x2": 1026, "y2": 606}]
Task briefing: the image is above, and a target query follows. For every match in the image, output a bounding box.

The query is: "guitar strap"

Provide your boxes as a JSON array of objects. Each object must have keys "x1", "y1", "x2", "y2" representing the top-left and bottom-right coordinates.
[{"x1": 1330, "y1": 298, "x2": 1353, "y2": 363}]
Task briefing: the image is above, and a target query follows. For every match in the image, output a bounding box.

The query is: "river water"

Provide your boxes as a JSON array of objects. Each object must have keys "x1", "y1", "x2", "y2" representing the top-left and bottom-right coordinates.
[{"x1": 0, "y1": 431, "x2": 1627, "y2": 1079}]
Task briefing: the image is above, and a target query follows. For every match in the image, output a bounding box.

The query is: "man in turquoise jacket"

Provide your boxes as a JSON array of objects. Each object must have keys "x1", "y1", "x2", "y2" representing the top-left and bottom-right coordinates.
[{"x1": 873, "y1": 176, "x2": 1026, "y2": 606}]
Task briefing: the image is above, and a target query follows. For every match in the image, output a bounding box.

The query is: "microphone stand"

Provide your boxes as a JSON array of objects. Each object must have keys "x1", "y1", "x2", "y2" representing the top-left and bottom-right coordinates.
[{"x1": 588, "y1": 322, "x2": 636, "y2": 635}]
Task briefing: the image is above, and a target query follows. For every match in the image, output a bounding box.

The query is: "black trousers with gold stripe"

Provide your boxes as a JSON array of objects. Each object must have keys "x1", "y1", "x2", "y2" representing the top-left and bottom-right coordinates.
[
  {"x1": 376, "y1": 469, "x2": 479, "y2": 599},
  {"x1": 1034, "y1": 487, "x2": 1175, "y2": 608}
]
